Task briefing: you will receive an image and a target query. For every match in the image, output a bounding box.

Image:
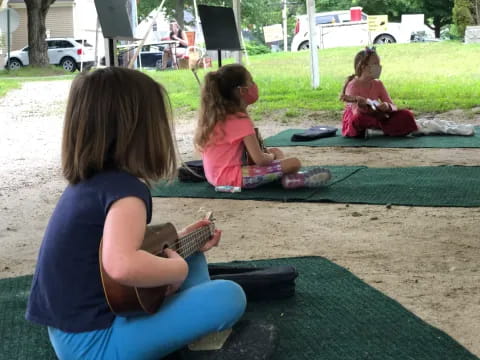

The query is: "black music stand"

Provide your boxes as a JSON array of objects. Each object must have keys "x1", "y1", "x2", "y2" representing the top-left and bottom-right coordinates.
[
  {"x1": 94, "y1": 0, "x2": 137, "y2": 66},
  {"x1": 198, "y1": 5, "x2": 242, "y2": 67}
]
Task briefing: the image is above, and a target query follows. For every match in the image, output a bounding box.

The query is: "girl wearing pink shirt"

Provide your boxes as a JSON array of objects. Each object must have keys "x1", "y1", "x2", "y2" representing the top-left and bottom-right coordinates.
[
  {"x1": 194, "y1": 64, "x2": 331, "y2": 192},
  {"x1": 340, "y1": 47, "x2": 418, "y2": 138}
]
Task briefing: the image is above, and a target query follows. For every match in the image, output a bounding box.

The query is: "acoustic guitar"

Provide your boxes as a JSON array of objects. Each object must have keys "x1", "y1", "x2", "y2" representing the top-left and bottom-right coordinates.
[
  {"x1": 244, "y1": 127, "x2": 267, "y2": 165},
  {"x1": 99, "y1": 213, "x2": 215, "y2": 315}
]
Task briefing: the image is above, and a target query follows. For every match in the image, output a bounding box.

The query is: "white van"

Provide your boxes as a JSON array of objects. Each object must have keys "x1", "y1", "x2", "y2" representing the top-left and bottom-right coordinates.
[{"x1": 291, "y1": 10, "x2": 431, "y2": 51}]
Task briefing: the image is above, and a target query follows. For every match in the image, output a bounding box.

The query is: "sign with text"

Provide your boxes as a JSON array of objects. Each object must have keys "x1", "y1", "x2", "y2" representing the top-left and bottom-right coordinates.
[
  {"x1": 367, "y1": 15, "x2": 388, "y2": 31},
  {"x1": 263, "y1": 24, "x2": 283, "y2": 43}
]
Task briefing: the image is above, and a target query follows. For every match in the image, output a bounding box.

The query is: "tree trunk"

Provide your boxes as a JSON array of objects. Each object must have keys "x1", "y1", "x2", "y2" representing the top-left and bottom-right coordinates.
[
  {"x1": 25, "y1": 0, "x2": 52, "y2": 67},
  {"x1": 475, "y1": 0, "x2": 480, "y2": 24},
  {"x1": 175, "y1": 0, "x2": 184, "y2": 28},
  {"x1": 433, "y1": 16, "x2": 441, "y2": 38}
]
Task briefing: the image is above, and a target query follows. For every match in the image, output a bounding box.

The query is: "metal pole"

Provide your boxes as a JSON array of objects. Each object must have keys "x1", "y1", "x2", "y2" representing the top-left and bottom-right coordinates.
[
  {"x1": 113, "y1": 39, "x2": 119, "y2": 67},
  {"x1": 192, "y1": 0, "x2": 201, "y2": 46},
  {"x1": 232, "y1": 0, "x2": 242, "y2": 64},
  {"x1": 80, "y1": 39, "x2": 84, "y2": 72},
  {"x1": 306, "y1": 0, "x2": 319, "y2": 88},
  {"x1": 282, "y1": 0, "x2": 287, "y2": 51},
  {"x1": 94, "y1": 18, "x2": 100, "y2": 66},
  {"x1": 7, "y1": 7, "x2": 10, "y2": 71}
]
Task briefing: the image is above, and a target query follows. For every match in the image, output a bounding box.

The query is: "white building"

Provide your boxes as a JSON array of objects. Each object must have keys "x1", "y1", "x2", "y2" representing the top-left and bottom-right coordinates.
[{"x1": 5, "y1": 0, "x2": 105, "y2": 58}]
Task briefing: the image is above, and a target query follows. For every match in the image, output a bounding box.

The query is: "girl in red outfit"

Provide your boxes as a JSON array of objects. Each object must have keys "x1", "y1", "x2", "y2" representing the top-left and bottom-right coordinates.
[
  {"x1": 194, "y1": 64, "x2": 331, "y2": 192},
  {"x1": 340, "y1": 47, "x2": 418, "y2": 138}
]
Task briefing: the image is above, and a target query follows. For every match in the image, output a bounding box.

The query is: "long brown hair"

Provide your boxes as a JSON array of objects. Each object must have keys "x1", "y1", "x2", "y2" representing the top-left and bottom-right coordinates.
[
  {"x1": 339, "y1": 47, "x2": 378, "y2": 99},
  {"x1": 194, "y1": 64, "x2": 250, "y2": 149},
  {"x1": 62, "y1": 67, "x2": 177, "y2": 185}
]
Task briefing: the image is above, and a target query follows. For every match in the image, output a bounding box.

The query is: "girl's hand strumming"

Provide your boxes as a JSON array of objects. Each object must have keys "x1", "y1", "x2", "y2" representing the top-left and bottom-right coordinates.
[
  {"x1": 355, "y1": 96, "x2": 368, "y2": 108},
  {"x1": 377, "y1": 102, "x2": 390, "y2": 112},
  {"x1": 163, "y1": 248, "x2": 186, "y2": 296}
]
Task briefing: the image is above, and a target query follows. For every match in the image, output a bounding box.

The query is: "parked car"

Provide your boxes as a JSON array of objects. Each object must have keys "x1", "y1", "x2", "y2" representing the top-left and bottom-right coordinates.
[
  {"x1": 100, "y1": 44, "x2": 166, "y2": 69},
  {"x1": 119, "y1": 44, "x2": 165, "y2": 69},
  {"x1": 291, "y1": 10, "x2": 433, "y2": 51},
  {"x1": 5, "y1": 38, "x2": 95, "y2": 72}
]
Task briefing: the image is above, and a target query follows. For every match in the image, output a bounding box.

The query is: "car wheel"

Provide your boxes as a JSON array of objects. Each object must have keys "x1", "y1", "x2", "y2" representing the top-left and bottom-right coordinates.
[
  {"x1": 60, "y1": 57, "x2": 77, "y2": 72},
  {"x1": 7, "y1": 58, "x2": 22, "y2": 70},
  {"x1": 374, "y1": 34, "x2": 396, "y2": 44},
  {"x1": 298, "y1": 41, "x2": 310, "y2": 51}
]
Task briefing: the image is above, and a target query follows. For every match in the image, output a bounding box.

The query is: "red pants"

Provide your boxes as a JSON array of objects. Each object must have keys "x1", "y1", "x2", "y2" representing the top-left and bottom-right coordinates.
[{"x1": 342, "y1": 107, "x2": 417, "y2": 137}]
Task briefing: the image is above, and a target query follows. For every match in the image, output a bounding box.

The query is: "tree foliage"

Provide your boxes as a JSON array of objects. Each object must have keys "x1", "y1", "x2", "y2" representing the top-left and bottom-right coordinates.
[
  {"x1": 452, "y1": 0, "x2": 474, "y2": 36},
  {"x1": 137, "y1": 0, "x2": 455, "y2": 43},
  {"x1": 418, "y1": 0, "x2": 454, "y2": 37}
]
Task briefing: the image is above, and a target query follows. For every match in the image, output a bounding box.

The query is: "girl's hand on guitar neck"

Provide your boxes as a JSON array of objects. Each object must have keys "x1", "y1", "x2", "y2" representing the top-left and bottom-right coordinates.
[
  {"x1": 178, "y1": 219, "x2": 222, "y2": 253},
  {"x1": 199, "y1": 229, "x2": 221, "y2": 252}
]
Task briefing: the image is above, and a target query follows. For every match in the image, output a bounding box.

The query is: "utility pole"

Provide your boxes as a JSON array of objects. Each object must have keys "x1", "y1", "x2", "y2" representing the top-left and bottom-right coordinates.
[{"x1": 282, "y1": 0, "x2": 288, "y2": 51}]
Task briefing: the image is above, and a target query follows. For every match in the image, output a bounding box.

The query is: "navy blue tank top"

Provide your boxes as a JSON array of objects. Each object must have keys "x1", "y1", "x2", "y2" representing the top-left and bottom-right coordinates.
[{"x1": 26, "y1": 170, "x2": 152, "y2": 332}]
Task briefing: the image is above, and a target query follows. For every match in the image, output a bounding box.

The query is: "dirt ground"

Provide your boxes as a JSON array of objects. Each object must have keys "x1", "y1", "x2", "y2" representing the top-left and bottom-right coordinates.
[{"x1": 1, "y1": 80, "x2": 479, "y2": 357}]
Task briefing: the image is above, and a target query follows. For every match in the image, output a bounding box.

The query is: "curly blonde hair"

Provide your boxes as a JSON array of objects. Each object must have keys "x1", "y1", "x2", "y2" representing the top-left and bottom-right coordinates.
[{"x1": 194, "y1": 64, "x2": 251, "y2": 150}]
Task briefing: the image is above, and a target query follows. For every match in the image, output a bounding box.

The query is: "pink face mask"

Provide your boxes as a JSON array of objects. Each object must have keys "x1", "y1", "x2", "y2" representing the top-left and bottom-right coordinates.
[{"x1": 241, "y1": 83, "x2": 259, "y2": 105}]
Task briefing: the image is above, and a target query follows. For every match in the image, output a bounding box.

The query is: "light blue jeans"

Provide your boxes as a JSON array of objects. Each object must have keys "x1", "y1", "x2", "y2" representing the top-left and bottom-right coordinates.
[{"x1": 48, "y1": 253, "x2": 246, "y2": 360}]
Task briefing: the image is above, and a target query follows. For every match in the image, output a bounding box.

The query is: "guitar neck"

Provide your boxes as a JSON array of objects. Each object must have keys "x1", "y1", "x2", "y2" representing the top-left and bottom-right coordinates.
[{"x1": 176, "y1": 225, "x2": 214, "y2": 258}]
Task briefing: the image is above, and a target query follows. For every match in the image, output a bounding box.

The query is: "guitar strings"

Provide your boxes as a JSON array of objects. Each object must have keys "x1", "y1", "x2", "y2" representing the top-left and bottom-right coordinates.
[
  {"x1": 172, "y1": 226, "x2": 214, "y2": 257},
  {"x1": 176, "y1": 233, "x2": 209, "y2": 255}
]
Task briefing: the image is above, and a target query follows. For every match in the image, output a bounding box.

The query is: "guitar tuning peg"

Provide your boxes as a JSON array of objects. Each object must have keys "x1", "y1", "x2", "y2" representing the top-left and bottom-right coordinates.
[{"x1": 204, "y1": 211, "x2": 214, "y2": 221}]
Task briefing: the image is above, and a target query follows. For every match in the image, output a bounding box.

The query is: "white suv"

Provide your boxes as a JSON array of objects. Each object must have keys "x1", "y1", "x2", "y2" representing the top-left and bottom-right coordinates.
[
  {"x1": 291, "y1": 10, "x2": 406, "y2": 51},
  {"x1": 5, "y1": 38, "x2": 95, "y2": 72}
]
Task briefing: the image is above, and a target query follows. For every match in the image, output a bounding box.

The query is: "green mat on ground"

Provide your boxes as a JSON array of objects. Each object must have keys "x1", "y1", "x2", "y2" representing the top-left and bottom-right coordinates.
[
  {"x1": 264, "y1": 126, "x2": 480, "y2": 148},
  {"x1": 151, "y1": 166, "x2": 480, "y2": 207},
  {"x1": 1, "y1": 257, "x2": 478, "y2": 360}
]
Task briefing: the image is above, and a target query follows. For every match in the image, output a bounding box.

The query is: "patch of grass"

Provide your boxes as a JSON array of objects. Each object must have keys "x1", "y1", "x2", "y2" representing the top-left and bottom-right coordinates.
[
  {"x1": 285, "y1": 109, "x2": 301, "y2": 118},
  {"x1": 0, "y1": 66, "x2": 76, "y2": 97},
  {"x1": 148, "y1": 41, "x2": 480, "y2": 118},
  {"x1": 0, "y1": 65, "x2": 75, "y2": 78},
  {"x1": 1, "y1": 42, "x2": 479, "y2": 121},
  {"x1": 0, "y1": 78, "x2": 21, "y2": 97}
]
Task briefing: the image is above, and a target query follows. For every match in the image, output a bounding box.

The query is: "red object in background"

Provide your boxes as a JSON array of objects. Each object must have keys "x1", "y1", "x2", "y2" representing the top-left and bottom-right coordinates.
[
  {"x1": 350, "y1": 7, "x2": 362, "y2": 21},
  {"x1": 203, "y1": 57, "x2": 212, "y2": 68},
  {"x1": 77, "y1": 48, "x2": 83, "y2": 55},
  {"x1": 294, "y1": 18, "x2": 300, "y2": 34}
]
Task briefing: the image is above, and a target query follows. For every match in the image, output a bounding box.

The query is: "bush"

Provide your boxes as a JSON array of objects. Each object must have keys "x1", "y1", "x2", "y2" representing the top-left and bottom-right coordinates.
[
  {"x1": 245, "y1": 41, "x2": 271, "y2": 56},
  {"x1": 452, "y1": 0, "x2": 474, "y2": 37},
  {"x1": 441, "y1": 25, "x2": 464, "y2": 40}
]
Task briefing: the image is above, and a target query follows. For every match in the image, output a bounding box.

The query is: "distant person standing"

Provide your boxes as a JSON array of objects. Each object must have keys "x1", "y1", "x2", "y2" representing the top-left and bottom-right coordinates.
[{"x1": 162, "y1": 22, "x2": 188, "y2": 70}]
